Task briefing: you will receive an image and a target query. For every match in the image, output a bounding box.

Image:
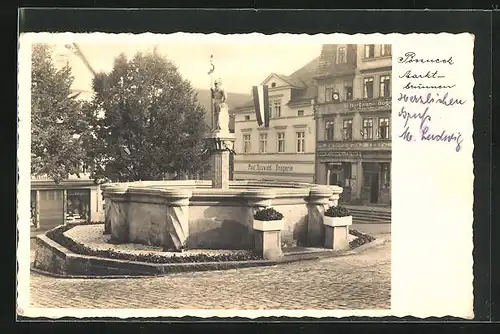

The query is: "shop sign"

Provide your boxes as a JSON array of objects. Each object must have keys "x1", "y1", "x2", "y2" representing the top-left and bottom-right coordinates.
[
  {"x1": 247, "y1": 163, "x2": 294, "y2": 173},
  {"x1": 346, "y1": 97, "x2": 391, "y2": 111}
]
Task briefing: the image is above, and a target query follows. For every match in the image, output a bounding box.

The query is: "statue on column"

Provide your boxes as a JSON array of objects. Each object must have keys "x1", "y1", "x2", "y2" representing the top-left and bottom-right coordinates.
[{"x1": 210, "y1": 79, "x2": 227, "y2": 132}]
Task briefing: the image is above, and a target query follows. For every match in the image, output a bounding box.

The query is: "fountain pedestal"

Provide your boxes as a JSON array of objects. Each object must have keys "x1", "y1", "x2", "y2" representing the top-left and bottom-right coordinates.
[{"x1": 205, "y1": 131, "x2": 235, "y2": 190}]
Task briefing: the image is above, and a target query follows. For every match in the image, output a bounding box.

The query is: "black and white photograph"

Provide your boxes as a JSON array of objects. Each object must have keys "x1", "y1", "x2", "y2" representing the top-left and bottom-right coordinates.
[{"x1": 17, "y1": 32, "x2": 474, "y2": 319}]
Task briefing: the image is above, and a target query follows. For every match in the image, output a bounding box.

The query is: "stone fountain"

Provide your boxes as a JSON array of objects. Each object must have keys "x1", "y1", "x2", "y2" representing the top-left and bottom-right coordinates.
[{"x1": 101, "y1": 72, "x2": 346, "y2": 257}]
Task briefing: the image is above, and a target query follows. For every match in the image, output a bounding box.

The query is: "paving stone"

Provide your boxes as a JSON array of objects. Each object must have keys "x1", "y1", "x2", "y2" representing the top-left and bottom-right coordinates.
[{"x1": 29, "y1": 238, "x2": 391, "y2": 310}]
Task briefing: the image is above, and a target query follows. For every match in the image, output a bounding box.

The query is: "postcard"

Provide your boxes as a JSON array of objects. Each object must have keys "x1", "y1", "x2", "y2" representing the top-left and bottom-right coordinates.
[{"x1": 17, "y1": 32, "x2": 474, "y2": 319}]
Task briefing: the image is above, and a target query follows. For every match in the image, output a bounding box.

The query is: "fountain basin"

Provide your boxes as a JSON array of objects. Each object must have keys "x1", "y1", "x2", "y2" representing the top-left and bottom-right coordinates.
[{"x1": 101, "y1": 180, "x2": 343, "y2": 251}]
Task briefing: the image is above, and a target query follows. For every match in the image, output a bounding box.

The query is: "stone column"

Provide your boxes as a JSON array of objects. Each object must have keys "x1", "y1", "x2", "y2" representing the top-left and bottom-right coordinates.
[
  {"x1": 163, "y1": 189, "x2": 192, "y2": 251},
  {"x1": 205, "y1": 132, "x2": 236, "y2": 190},
  {"x1": 211, "y1": 150, "x2": 230, "y2": 189},
  {"x1": 307, "y1": 186, "x2": 333, "y2": 247}
]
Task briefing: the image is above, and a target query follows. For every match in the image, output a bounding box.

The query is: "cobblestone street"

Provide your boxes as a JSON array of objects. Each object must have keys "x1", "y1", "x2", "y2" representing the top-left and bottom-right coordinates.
[{"x1": 29, "y1": 227, "x2": 390, "y2": 310}]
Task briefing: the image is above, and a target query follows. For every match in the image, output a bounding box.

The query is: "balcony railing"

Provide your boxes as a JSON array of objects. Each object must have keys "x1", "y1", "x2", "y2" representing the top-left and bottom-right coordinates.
[{"x1": 317, "y1": 139, "x2": 391, "y2": 151}]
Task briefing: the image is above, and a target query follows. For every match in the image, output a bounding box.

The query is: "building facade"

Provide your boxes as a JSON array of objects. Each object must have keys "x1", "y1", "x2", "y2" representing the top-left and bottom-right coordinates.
[
  {"x1": 314, "y1": 44, "x2": 392, "y2": 205},
  {"x1": 232, "y1": 59, "x2": 318, "y2": 183},
  {"x1": 31, "y1": 44, "x2": 105, "y2": 232}
]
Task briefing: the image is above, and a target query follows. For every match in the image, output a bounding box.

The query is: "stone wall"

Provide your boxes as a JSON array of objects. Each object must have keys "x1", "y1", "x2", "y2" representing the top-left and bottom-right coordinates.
[{"x1": 103, "y1": 182, "x2": 342, "y2": 251}]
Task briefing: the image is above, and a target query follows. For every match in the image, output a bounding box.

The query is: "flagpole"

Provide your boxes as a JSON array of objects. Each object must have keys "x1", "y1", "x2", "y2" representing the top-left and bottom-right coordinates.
[{"x1": 208, "y1": 55, "x2": 214, "y2": 131}]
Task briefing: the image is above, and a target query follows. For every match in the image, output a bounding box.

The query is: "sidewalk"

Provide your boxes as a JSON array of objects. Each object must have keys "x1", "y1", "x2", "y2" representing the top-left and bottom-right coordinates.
[
  {"x1": 351, "y1": 223, "x2": 391, "y2": 239},
  {"x1": 343, "y1": 204, "x2": 391, "y2": 213}
]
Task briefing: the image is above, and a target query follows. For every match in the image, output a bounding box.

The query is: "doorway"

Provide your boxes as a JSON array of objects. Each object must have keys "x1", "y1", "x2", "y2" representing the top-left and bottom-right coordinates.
[{"x1": 370, "y1": 173, "x2": 379, "y2": 203}]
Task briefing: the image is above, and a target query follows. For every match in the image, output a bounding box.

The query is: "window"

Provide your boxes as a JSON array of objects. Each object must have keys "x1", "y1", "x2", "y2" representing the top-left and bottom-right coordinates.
[
  {"x1": 381, "y1": 44, "x2": 392, "y2": 56},
  {"x1": 378, "y1": 117, "x2": 390, "y2": 139},
  {"x1": 325, "y1": 84, "x2": 334, "y2": 102},
  {"x1": 271, "y1": 82, "x2": 276, "y2": 88},
  {"x1": 277, "y1": 132, "x2": 285, "y2": 153},
  {"x1": 381, "y1": 163, "x2": 391, "y2": 187},
  {"x1": 48, "y1": 191, "x2": 55, "y2": 201},
  {"x1": 362, "y1": 118, "x2": 373, "y2": 140},
  {"x1": 259, "y1": 133, "x2": 267, "y2": 153},
  {"x1": 273, "y1": 101, "x2": 282, "y2": 118},
  {"x1": 344, "y1": 79, "x2": 353, "y2": 101},
  {"x1": 380, "y1": 75, "x2": 391, "y2": 97},
  {"x1": 296, "y1": 132, "x2": 305, "y2": 153},
  {"x1": 363, "y1": 77, "x2": 374, "y2": 99},
  {"x1": 337, "y1": 46, "x2": 347, "y2": 64},
  {"x1": 325, "y1": 120, "x2": 334, "y2": 141},
  {"x1": 343, "y1": 119, "x2": 353, "y2": 140},
  {"x1": 244, "y1": 115, "x2": 250, "y2": 121},
  {"x1": 364, "y1": 44, "x2": 375, "y2": 58},
  {"x1": 297, "y1": 110, "x2": 304, "y2": 116},
  {"x1": 243, "y1": 134, "x2": 251, "y2": 153}
]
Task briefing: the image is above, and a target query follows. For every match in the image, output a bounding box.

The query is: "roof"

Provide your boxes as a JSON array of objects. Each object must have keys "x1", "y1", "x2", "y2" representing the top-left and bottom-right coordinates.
[
  {"x1": 315, "y1": 44, "x2": 357, "y2": 79},
  {"x1": 235, "y1": 56, "x2": 320, "y2": 110}
]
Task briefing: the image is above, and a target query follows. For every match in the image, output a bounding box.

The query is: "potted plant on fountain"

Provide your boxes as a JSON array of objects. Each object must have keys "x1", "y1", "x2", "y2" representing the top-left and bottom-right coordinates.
[
  {"x1": 323, "y1": 205, "x2": 352, "y2": 251},
  {"x1": 252, "y1": 207, "x2": 285, "y2": 260}
]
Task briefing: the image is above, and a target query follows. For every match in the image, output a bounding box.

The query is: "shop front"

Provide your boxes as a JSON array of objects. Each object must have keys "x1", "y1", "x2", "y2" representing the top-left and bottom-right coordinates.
[
  {"x1": 316, "y1": 150, "x2": 391, "y2": 206},
  {"x1": 30, "y1": 178, "x2": 105, "y2": 232}
]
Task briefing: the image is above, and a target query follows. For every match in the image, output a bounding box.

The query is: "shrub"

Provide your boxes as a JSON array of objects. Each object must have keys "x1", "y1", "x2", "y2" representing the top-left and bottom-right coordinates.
[
  {"x1": 324, "y1": 205, "x2": 351, "y2": 218},
  {"x1": 45, "y1": 223, "x2": 262, "y2": 263},
  {"x1": 254, "y1": 207, "x2": 284, "y2": 221},
  {"x1": 349, "y1": 229, "x2": 376, "y2": 249}
]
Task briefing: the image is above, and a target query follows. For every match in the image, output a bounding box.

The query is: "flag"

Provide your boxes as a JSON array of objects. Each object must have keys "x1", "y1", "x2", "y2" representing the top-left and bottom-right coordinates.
[{"x1": 252, "y1": 85, "x2": 270, "y2": 127}]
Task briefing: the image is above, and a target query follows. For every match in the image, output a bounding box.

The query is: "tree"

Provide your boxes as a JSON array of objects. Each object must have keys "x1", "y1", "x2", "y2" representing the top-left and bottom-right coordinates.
[
  {"x1": 85, "y1": 51, "x2": 210, "y2": 182},
  {"x1": 31, "y1": 43, "x2": 89, "y2": 183}
]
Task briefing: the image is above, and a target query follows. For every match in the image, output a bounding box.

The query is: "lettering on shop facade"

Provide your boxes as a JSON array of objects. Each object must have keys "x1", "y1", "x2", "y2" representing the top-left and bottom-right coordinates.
[
  {"x1": 317, "y1": 151, "x2": 362, "y2": 162},
  {"x1": 247, "y1": 163, "x2": 294, "y2": 173}
]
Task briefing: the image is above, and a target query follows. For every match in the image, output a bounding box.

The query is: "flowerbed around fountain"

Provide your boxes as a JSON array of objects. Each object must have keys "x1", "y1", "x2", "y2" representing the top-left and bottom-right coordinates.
[
  {"x1": 32, "y1": 180, "x2": 379, "y2": 277},
  {"x1": 32, "y1": 219, "x2": 376, "y2": 277}
]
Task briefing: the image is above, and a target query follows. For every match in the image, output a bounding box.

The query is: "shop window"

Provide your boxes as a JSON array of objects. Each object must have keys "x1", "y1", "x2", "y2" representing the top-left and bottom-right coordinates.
[{"x1": 67, "y1": 189, "x2": 91, "y2": 222}]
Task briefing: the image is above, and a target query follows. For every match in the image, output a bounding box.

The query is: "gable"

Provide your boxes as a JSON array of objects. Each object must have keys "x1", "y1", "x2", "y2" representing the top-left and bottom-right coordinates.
[{"x1": 261, "y1": 73, "x2": 294, "y2": 89}]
